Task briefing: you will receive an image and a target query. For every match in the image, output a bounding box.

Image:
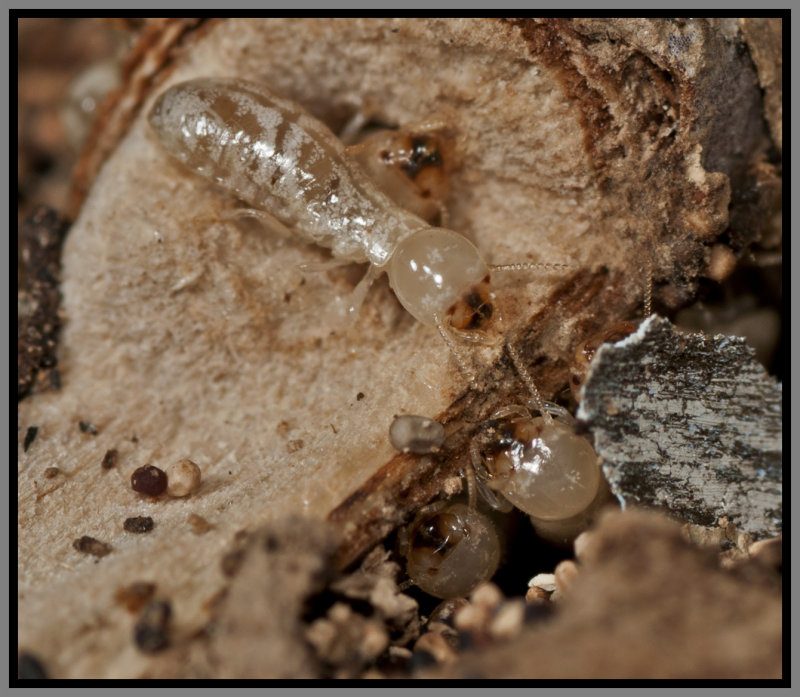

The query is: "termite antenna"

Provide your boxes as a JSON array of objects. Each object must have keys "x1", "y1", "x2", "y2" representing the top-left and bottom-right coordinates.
[
  {"x1": 503, "y1": 341, "x2": 553, "y2": 425},
  {"x1": 340, "y1": 263, "x2": 379, "y2": 319},
  {"x1": 489, "y1": 261, "x2": 570, "y2": 273},
  {"x1": 642, "y1": 250, "x2": 654, "y2": 319},
  {"x1": 491, "y1": 302, "x2": 554, "y2": 425},
  {"x1": 433, "y1": 313, "x2": 478, "y2": 387},
  {"x1": 462, "y1": 459, "x2": 478, "y2": 509}
]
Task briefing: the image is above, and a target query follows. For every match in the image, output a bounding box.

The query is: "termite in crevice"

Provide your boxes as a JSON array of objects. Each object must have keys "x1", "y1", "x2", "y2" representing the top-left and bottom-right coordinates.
[{"x1": 148, "y1": 77, "x2": 567, "y2": 383}]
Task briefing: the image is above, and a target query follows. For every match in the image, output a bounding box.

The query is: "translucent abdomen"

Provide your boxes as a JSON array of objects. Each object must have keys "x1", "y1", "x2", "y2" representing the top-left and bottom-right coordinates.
[{"x1": 148, "y1": 78, "x2": 425, "y2": 266}]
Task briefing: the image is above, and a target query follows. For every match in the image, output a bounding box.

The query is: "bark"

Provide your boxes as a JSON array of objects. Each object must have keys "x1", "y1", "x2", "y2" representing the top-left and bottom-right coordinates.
[{"x1": 577, "y1": 316, "x2": 782, "y2": 539}]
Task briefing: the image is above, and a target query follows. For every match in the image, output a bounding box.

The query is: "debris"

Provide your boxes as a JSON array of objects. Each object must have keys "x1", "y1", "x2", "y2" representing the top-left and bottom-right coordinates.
[
  {"x1": 115, "y1": 581, "x2": 157, "y2": 613},
  {"x1": 23, "y1": 426, "x2": 38, "y2": 452},
  {"x1": 330, "y1": 546, "x2": 420, "y2": 647},
  {"x1": 18, "y1": 651, "x2": 48, "y2": 679},
  {"x1": 101, "y1": 448, "x2": 118, "y2": 470},
  {"x1": 78, "y1": 420, "x2": 98, "y2": 435},
  {"x1": 17, "y1": 206, "x2": 69, "y2": 401},
  {"x1": 305, "y1": 602, "x2": 390, "y2": 676},
  {"x1": 553, "y1": 560, "x2": 579, "y2": 596},
  {"x1": 428, "y1": 509, "x2": 782, "y2": 679},
  {"x1": 206, "y1": 517, "x2": 336, "y2": 678},
  {"x1": 130, "y1": 465, "x2": 168, "y2": 496},
  {"x1": 123, "y1": 516, "x2": 154, "y2": 533},
  {"x1": 577, "y1": 316, "x2": 781, "y2": 539},
  {"x1": 72, "y1": 535, "x2": 112, "y2": 558},
  {"x1": 187, "y1": 513, "x2": 213, "y2": 534},
  {"x1": 133, "y1": 599, "x2": 171, "y2": 653},
  {"x1": 488, "y1": 599, "x2": 525, "y2": 640}
]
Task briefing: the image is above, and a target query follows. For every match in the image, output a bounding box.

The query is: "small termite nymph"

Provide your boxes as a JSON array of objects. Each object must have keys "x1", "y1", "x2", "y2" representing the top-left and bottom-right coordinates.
[
  {"x1": 400, "y1": 501, "x2": 501, "y2": 599},
  {"x1": 148, "y1": 78, "x2": 563, "y2": 376},
  {"x1": 389, "y1": 414, "x2": 446, "y2": 455},
  {"x1": 470, "y1": 401, "x2": 602, "y2": 522}
]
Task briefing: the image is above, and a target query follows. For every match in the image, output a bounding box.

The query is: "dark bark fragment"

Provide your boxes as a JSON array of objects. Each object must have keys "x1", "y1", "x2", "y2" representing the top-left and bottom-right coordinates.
[{"x1": 18, "y1": 206, "x2": 70, "y2": 401}]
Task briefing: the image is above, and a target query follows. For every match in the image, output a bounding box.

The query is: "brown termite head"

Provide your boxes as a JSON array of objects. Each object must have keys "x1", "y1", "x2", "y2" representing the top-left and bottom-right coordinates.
[
  {"x1": 569, "y1": 321, "x2": 637, "y2": 402},
  {"x1": 470, "y1": 402, "x2": 602, "y2": 521},
  {"x1": 401, "y1": 501, "x2": 501, "y2": 599},
  {"x1": 349, "y1": 124, "x2": 456, "y2": 225}
]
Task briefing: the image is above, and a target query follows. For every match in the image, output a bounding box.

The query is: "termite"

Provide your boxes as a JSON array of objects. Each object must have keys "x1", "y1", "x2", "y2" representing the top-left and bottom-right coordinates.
[
  {"x1": 148, "y1": 78, "x2": 564, "y2": 379},
  {"x1": 469, "y1": 400, "x2": 614, "y2": 546}
]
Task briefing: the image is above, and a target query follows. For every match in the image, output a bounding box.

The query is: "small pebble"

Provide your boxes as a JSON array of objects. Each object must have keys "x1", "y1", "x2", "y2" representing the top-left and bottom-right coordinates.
[
  {"x1": 18, "y1": 651, "x2": 48, "y2": 679},
  {"x1": 123, "y1": 516, "x2": 155, "y2": 534},
  {"x1": 115, "y1": 581, "x2": 157, "y2": 613},
  {"x1": 73, "y1": 535, "x2": 112, "y2": 558},
  {"x1": 528, "y1": 573, "x2": 557, "y2": 593},
  {"x1": 413, "y1": 632, "x2": 457, "y2": 664},
  {"x1": 131, "y1": 465, "x2": 167, "y2": 496},
  {"x1": 706, "y1": 243, "x2": 737, "y2": 282},
  {"x1": 554, "y1": 559, "x2": 579, "y2": 596},
  {"x1": 101, "y1": 448, "x2": 118, "y2": 470},
  {"x1": 134, "y1": 599, "x2": 172, "y2": 653},
  {"x1": 23, "y1": 426, "x2": 38, "y2": 452},
  {"x1": 453, "y1": 603, "x2": 484, "y2": 634},
  {"x1": 573, "y1": 530, "x2": 591, "y2": 562},
  {"x1": 43, "y1": 467, "x2": 60, "y2": 479},
  {"x1": 488, "y1": 599, "x2": 525, "y2": 640},
  {"x1": 165, "y1": 458, "x2": 201, "y2": 497},
  {"x1": 525, "y1": 586, "x2": 549, "y2": 602},
  {"x1": 187, "y1": 513, "x2": 213, "y2": 534},
  {"x1": 470, "y1": 581, "x2": 503, "y2": 610}
]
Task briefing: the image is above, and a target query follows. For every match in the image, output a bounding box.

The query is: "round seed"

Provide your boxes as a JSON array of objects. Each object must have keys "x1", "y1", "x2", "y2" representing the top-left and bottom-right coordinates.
[
  {"x1": 130, "y1": 465, "x2": 167, "y2": 496},
  {"x1": 165, "y1": 459, "x2": 202, "y2": 497}
]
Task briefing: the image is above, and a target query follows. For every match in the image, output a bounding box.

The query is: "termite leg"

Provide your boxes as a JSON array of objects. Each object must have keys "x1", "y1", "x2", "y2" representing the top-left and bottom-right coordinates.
[
  {"x1": 503, "y1": 341, "x2": 553, "y2": 425},
  {"x1": 490, "y1": 302, "x2": 554, "y2": 425},
  {"x1": 335, "y1": 263, "x2": 379, "y2": 321},
  {"x1": 220, "y1": 206, "x2": 295, "y2": 240},
  {"x1": 433, "y1": 313, "x2": 478, "y2": 387}
]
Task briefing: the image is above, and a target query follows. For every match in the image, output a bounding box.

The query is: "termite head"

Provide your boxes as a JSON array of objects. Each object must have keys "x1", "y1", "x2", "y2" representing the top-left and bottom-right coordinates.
[
  {"x1": 351, "y1": 127, "x2": 455, "y2": 225},
  {"x1": 470, "y1": 403, "x2": 601, "y2": 521},
  {"x1": 401, "y1": 501, "x2": 501, "y2": 599},
  {"x1": 387, "y1": 227, "x2": 494, "y2": 333}
]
